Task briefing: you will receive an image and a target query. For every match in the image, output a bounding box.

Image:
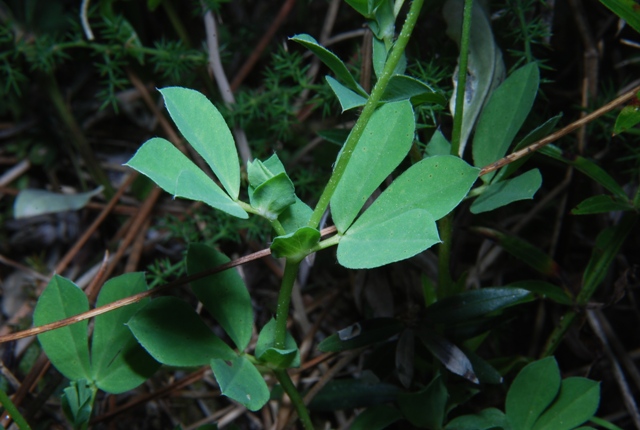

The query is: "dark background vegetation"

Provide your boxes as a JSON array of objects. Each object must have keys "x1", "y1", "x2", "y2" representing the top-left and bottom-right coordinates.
[{"x1": 0, "y1": 0, "x2": 639, "y2": 428}]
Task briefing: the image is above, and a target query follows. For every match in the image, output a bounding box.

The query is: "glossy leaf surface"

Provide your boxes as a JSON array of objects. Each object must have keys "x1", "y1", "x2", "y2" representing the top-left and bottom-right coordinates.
[
  {"x1": 159, "y1": 87, "x2": 240, "y2": 199},
  {"x1": 33, "y1": 275, "x2": 91, "y2": 381},
  {"x1": 187, "y1": 244, "x2": 253, "y2": 351},
  {"x1": 210, "y1": 355, "x2": 270, "y2": 411},
  {"x1": 470, "y1": 169, "x2": 542, "y2": 214}
]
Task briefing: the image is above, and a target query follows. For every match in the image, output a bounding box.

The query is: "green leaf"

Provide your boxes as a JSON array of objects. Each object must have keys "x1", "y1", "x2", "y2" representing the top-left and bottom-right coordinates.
[
  {"x1": 473, "y1": 63, "x2": 540, "y2": 183},
  {"x1": 446, "y1": 408, "x2": 512, "y2": 430},
  {"x1": 425, "y1": 287, "x2": 532, "y2": 325},
  {"x1": 398, "y1": 374, "x2": 448, "y2": 429},
  {"x1": 425, "y1": 129, "x2": 452, "y2": 157},
  {"x1": 351, "y1": 405, "x2": 402, "y2": 430},
  {"x1": 337, "y1": 209, "x2": 439, "y2": 269},
  {"x1": 571, "y1": 195, "x2": 634, "y2": 215},
  {"x1": 125, "y1": 137, "x2": 247, "y2": 218},
  {"x1": 418, "y1": 332, "x2": 478, "y2": 383},
  {"x1": 61, "y1": 379, "x2": 95, "y2": 429},
  {"x1": 471, "y1": 227, "x2": 561, "y2": 277},
  {"x1": 326, "y1": 76, "x2": 367, "y2": 112},
  {"x1": 270, "y1": 227, "x2": 320, "y2": 262},
  {"x1": 613, "y1": 102, "x2": 640, "y2": 135},
  {"x1": 255, "y1": 318, "x2": 300, "y2": 369},
  {"x1": 308, "y1": 379, "x2": 401, "y2": 411},
  {"x1": 331, "y1": 100, "x2": 415, "y2": 233},
  {"x1": 128, "y1": 297, "x2": 235, "y2": 367},
  {"x1": 247, "y1": 158, "x2": 275, "y2": 187},
  {"x1": 14, "y1": 187, "x2": 103, "y2": 219},
  {"x1": 91, "y1": 273, "x2": 160, "y2": 394},
  {"x1": 187, "y1": 244, "x2": 253, "y2": 351},
  {"x1": 210, "y1": 355, "x2": 270, "y2": 411},
  {"x1": 506, "y1": 357, "x2": 561, "y2": 430},
  {"x1": 463, "y1": 348, "x2": 503, "y2": 384},
  {"x1": 344, "y1": 0, "x2": 386, "y2": 19},
  {"x1": 471, "y1": 169, "x2": 542, "y2": 214},
  {"x1": 444, "y1": 0, "x2": 506, "y2": 156},
  {"x1": 382, "y1": 75, "x2": 446, "y2": 106},
  {"x1": 159, "y1": 87, "x2": 240, "y2": 199},
  {"x1": 250, "y1": 172, "x2": 296, "y2": 220},
  {"x1": 508, "y1": 280, "x2": 573, "y2": 305},
  {"x1": 33, "y1": 275, "x2": 91, "y2": 381},
  {"x1": 599, "y1": 0, "x2": 640, "y2": 34},
  {"x1": 318, "y1": 318, "x2": 404, "y2": 352},
  {"x1": 290, "y1": 34, "x2": 365, "y2": 95},
  {"x1": 532, "y1": 378, "x2": 600, "y2": 430}
]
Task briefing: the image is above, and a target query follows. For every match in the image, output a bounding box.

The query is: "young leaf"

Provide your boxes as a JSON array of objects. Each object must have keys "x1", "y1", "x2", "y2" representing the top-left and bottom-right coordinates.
[
  {"x1": 14, "y1": 187, "x2": 103, "y2": 219},
  {"x1": 91, "y1": 272, "x2": 160, "y2": 394},
  {"x1": 255, "y1": 318, "x2": 300, "y2": 369},
  {"x1": 159, "y1": 87, "x2": 241, "y2": 199},
  {"x1": 290, "y1": 34, "x2": 365, "y2": 95},
  {"x1": 470, "y1": 169, "x2": 542, "y2": 214},
  {"x1": 350, "y1": 405, "x2": 403, "y2": 430},
  {"x1": 249, "y1": 173, "x2": 296, "y2": 220},
  {"x1": 506, "y1": 357, "x2": 561, "y2": 430},
  {"x1": 571, "y1": 195, "x2": 634, "y2": 215},
  {"x1": 270, "y1": 227, "x2": 320, "y2": 262},
  {"x1": 425, "y1": 129, "x2": 452, "y2": 157},
  {"x1": 127, "y1": 297, "x2": 235, "y2": 367},
  {"x1": 445, "y1": 408, "x2": 512, "y2": 430},
  {"x1": 60, "y1": 379, "x2": 95, "y2": 429},
  {"x1": 344, "y1": 0, "x2": 386, "y2": 19},
  {"x1": 331, "y1": 100, "x2": 415, "y2": 233},
  {"x1": 613, "y1": 103, "x2": 640, "y2": 135},
  {"x1": 473, "y1": 63, "x2": 540, "y2": 183},
  {"x1": 125, "y1": 137, "x2": 247, "y2": 218},
  {"x1": 33, "y1": 275, "x2": 91, "y2": 382},
  {"x1": 187, "y1": 244, "x2": 253, "y2": 351},
  {"x1": 210, "y1": 355, "x2": 270, "y2": 411},
  {"x1": 397, "y1": 374, "x2": 448, "y2": 429},
  {"x1": 532, "y1": 378, "x2": 600, "y2": 430},
  {"x1": 326, "y1": 76, "x2": 367, "y2": 112},
  {"x1": 318, "y1": 318, "x2": 404, "y2": 353}
]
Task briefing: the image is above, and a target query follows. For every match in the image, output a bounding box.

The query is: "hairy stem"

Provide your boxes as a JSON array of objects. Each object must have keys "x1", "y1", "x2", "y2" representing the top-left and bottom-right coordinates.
[{"x1": 308, "y1": 0, "x2": 425, "y2": 229}]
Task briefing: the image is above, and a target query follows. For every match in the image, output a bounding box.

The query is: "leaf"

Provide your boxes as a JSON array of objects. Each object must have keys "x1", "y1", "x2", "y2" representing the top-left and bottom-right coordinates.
[
  {"x1": 532, "y1": 378, "x2": 600, "y2": 430},
  {"x1": 444, "y1": 0, "x2": 506, "y2": 156},
  {"x1": 571, "y1": 195, "x2": 634, "y2": 215},
  {"x1": 61, "y1": 379, "x2": 95, "y2": 429},
  {"x1": 425, "y1": 287, "x2": 532, "y2": 325},
  {"x1": 471, "y1": 227, "x2": 561, "y2": 277},
  {"x1": 250, "y1": 173, "x2": 296, "y2": 220},
  {"x1": 326, "y1": 76, "x2": 367, "y2": 112},
  {"x1": 471, "y1": 169, "x2": 542, "y2": 213},
  {"x1": 210, "y1": 355, "x2": 270, "y2": 411},
  {"x1": 425, "y1": 129, "x2": 452, "y2": 157},
  {"x1": 187, "y1": 244, "x2": 253, "y2": 351},
  {"x1": 91, "y1": 273, "x2": 160, "y2": 394},
  {"x1": 506, "y1": 357, "x2": 561, "y2": 430},
  {"x1": 351, "y1": 405, "x2": 403, "y2": 430},
  {"x1": 473, "y1": 63, "x2": 540, "y2": 183},
  {"x1": 290, "y1": 34, "x2": 365, "y2": 95},
  {"x1": 613, "y1": 102, "x2": 640, "y2": 135},
  {"x1": 382, "y1": 75, "x2": 447, "y2": 106},
  {"x1": 599, "y1": 0, "x2": 640, "y2": 34},
  {"x1": 14, "y1": 187, "x2": 103, "y2": 219},
  {"x1": 418, "y1": 332, "x2": 479, "y2": 383},
  {"x1": 308, "y1": 379, "x2": 401, "y2": 411},
  {"x1": 508, "y1": 280, "x2": 573, "y2": 305},
  {"x1": 125, "y1": 137, "x2": 247, "y2": 218},
  {"x1": 398, "y1": 374, "x2": 448, "y2": 428},
  {"x1": 318, "y1": 318, "x2": 404, "y2": 352},
  {"x1": 344, "y1": 0, "x2": 386, "y2": 18},
  {"x1": 271, "y1": 227, "x2": 320, "y2": 262},
  {"x1": 33, "y1": 275, "x2": 91, "y2": 381},
  {"x1": 331, "y1": 100, "x2": 415, "y2": 233},
  {"x1": 462, "y1": 348, "x2": 503, "y2": 384},
  {"x1": 446, "y1": 408, "x2": 513, "y2": 430},
  {"x1": 127, "y1": 297, "x2": 235, "y2": 367},
  {"x1": 255, "y1": 318, "x2": 300, "y2": 369},
  {"x1": 159, "y1": 87, "x2": 240, "y2": 199}
]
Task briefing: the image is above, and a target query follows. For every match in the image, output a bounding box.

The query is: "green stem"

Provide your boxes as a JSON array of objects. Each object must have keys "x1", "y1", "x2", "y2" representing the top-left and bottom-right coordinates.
[
  {"x1": 450, "y1": 0, "x2": 474, "y2": 157},
  {"x1": 0, "y1": 387, "x2": 32, "y2": 430},
  {"x1": 273, "y1": 369, "x2": 314, "y2": 430},
  {"x1": 274, "y1": 259, "x2": 301, "y2": 349},
  {"x1": 308, "y1": 0, "x2": 425, "y2": 229}
]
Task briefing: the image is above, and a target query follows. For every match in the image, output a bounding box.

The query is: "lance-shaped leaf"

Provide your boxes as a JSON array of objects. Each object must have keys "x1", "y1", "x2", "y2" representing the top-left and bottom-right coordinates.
[
  {"x1": 470, "y1": 169, "x2": 542, "y2": 214},
  {"x1": 318, "y1": 318, "x2": 404, "y2": 352},
  {"x1": 33, "y1": 275, "x2": 91, "y2": 382},
  {"x1": 210, "y1": 356, "x2": 270, "y2": 411},
  {"x1": 14, "y1": 187, "x2": 103, "y2": 219},
  {"x1": 125, "y1": 137, "x2": 247, "y2": 218},
  {"x1": 331, "y1": 100, "x2": 415, "y2": 233},
  {"x1": 418, "y1": 333, "x2": 478, "y2": 384},
  {"x1": 128, "y1": 297, "x2": 235, "y2": 367},
  {"x1": 159, "y1": 87, "x2": 241, "y2": 199},
  {"x1": 92, "y1": 272, "x2": 160, "y2": 394},
  {"x1": 187, "y1": 244, "x2": 253, "y2": 351},
  {"x1": 326, "y1": 76, "x2": 367, "y2": 112},
  {"x1": 271, "y1": 227, "x2": 320, "y2": 262},
  {"x1": 600, "y1": 0, "x2": 640, "y2": 34},
  {"x1": 572, "y1": 195, "x2": 635, "y2": 215},
  {"x1": 473, "y1": 63, "x2": 540, "y2": 183}
]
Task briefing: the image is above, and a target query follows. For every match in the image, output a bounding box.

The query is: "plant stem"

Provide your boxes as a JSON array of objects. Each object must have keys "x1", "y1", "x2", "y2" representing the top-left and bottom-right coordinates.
[
  {"x1": 308, "y1": 0, "x2": 425, "y2": 229},
  {"x1": 274, "y1": 369, "x2": 314, "y2": 430},
  {"x1": 450, "y1": 0, "x2": 474, "y2": 157},
  {"x1": 0, "y1": 387, "x2": 32, "y2": 430},
  {"x1": 274, "y1": 259, "x2": 301, "y2": 349}
]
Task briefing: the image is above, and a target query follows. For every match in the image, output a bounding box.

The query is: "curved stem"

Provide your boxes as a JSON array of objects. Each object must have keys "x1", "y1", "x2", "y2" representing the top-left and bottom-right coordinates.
[
  {"x1": 308, "y1": 0, "x2": 425, "y2": 229},
  {"x1": 274, "y1": 369, "x2": 314, "y2": 430}
]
